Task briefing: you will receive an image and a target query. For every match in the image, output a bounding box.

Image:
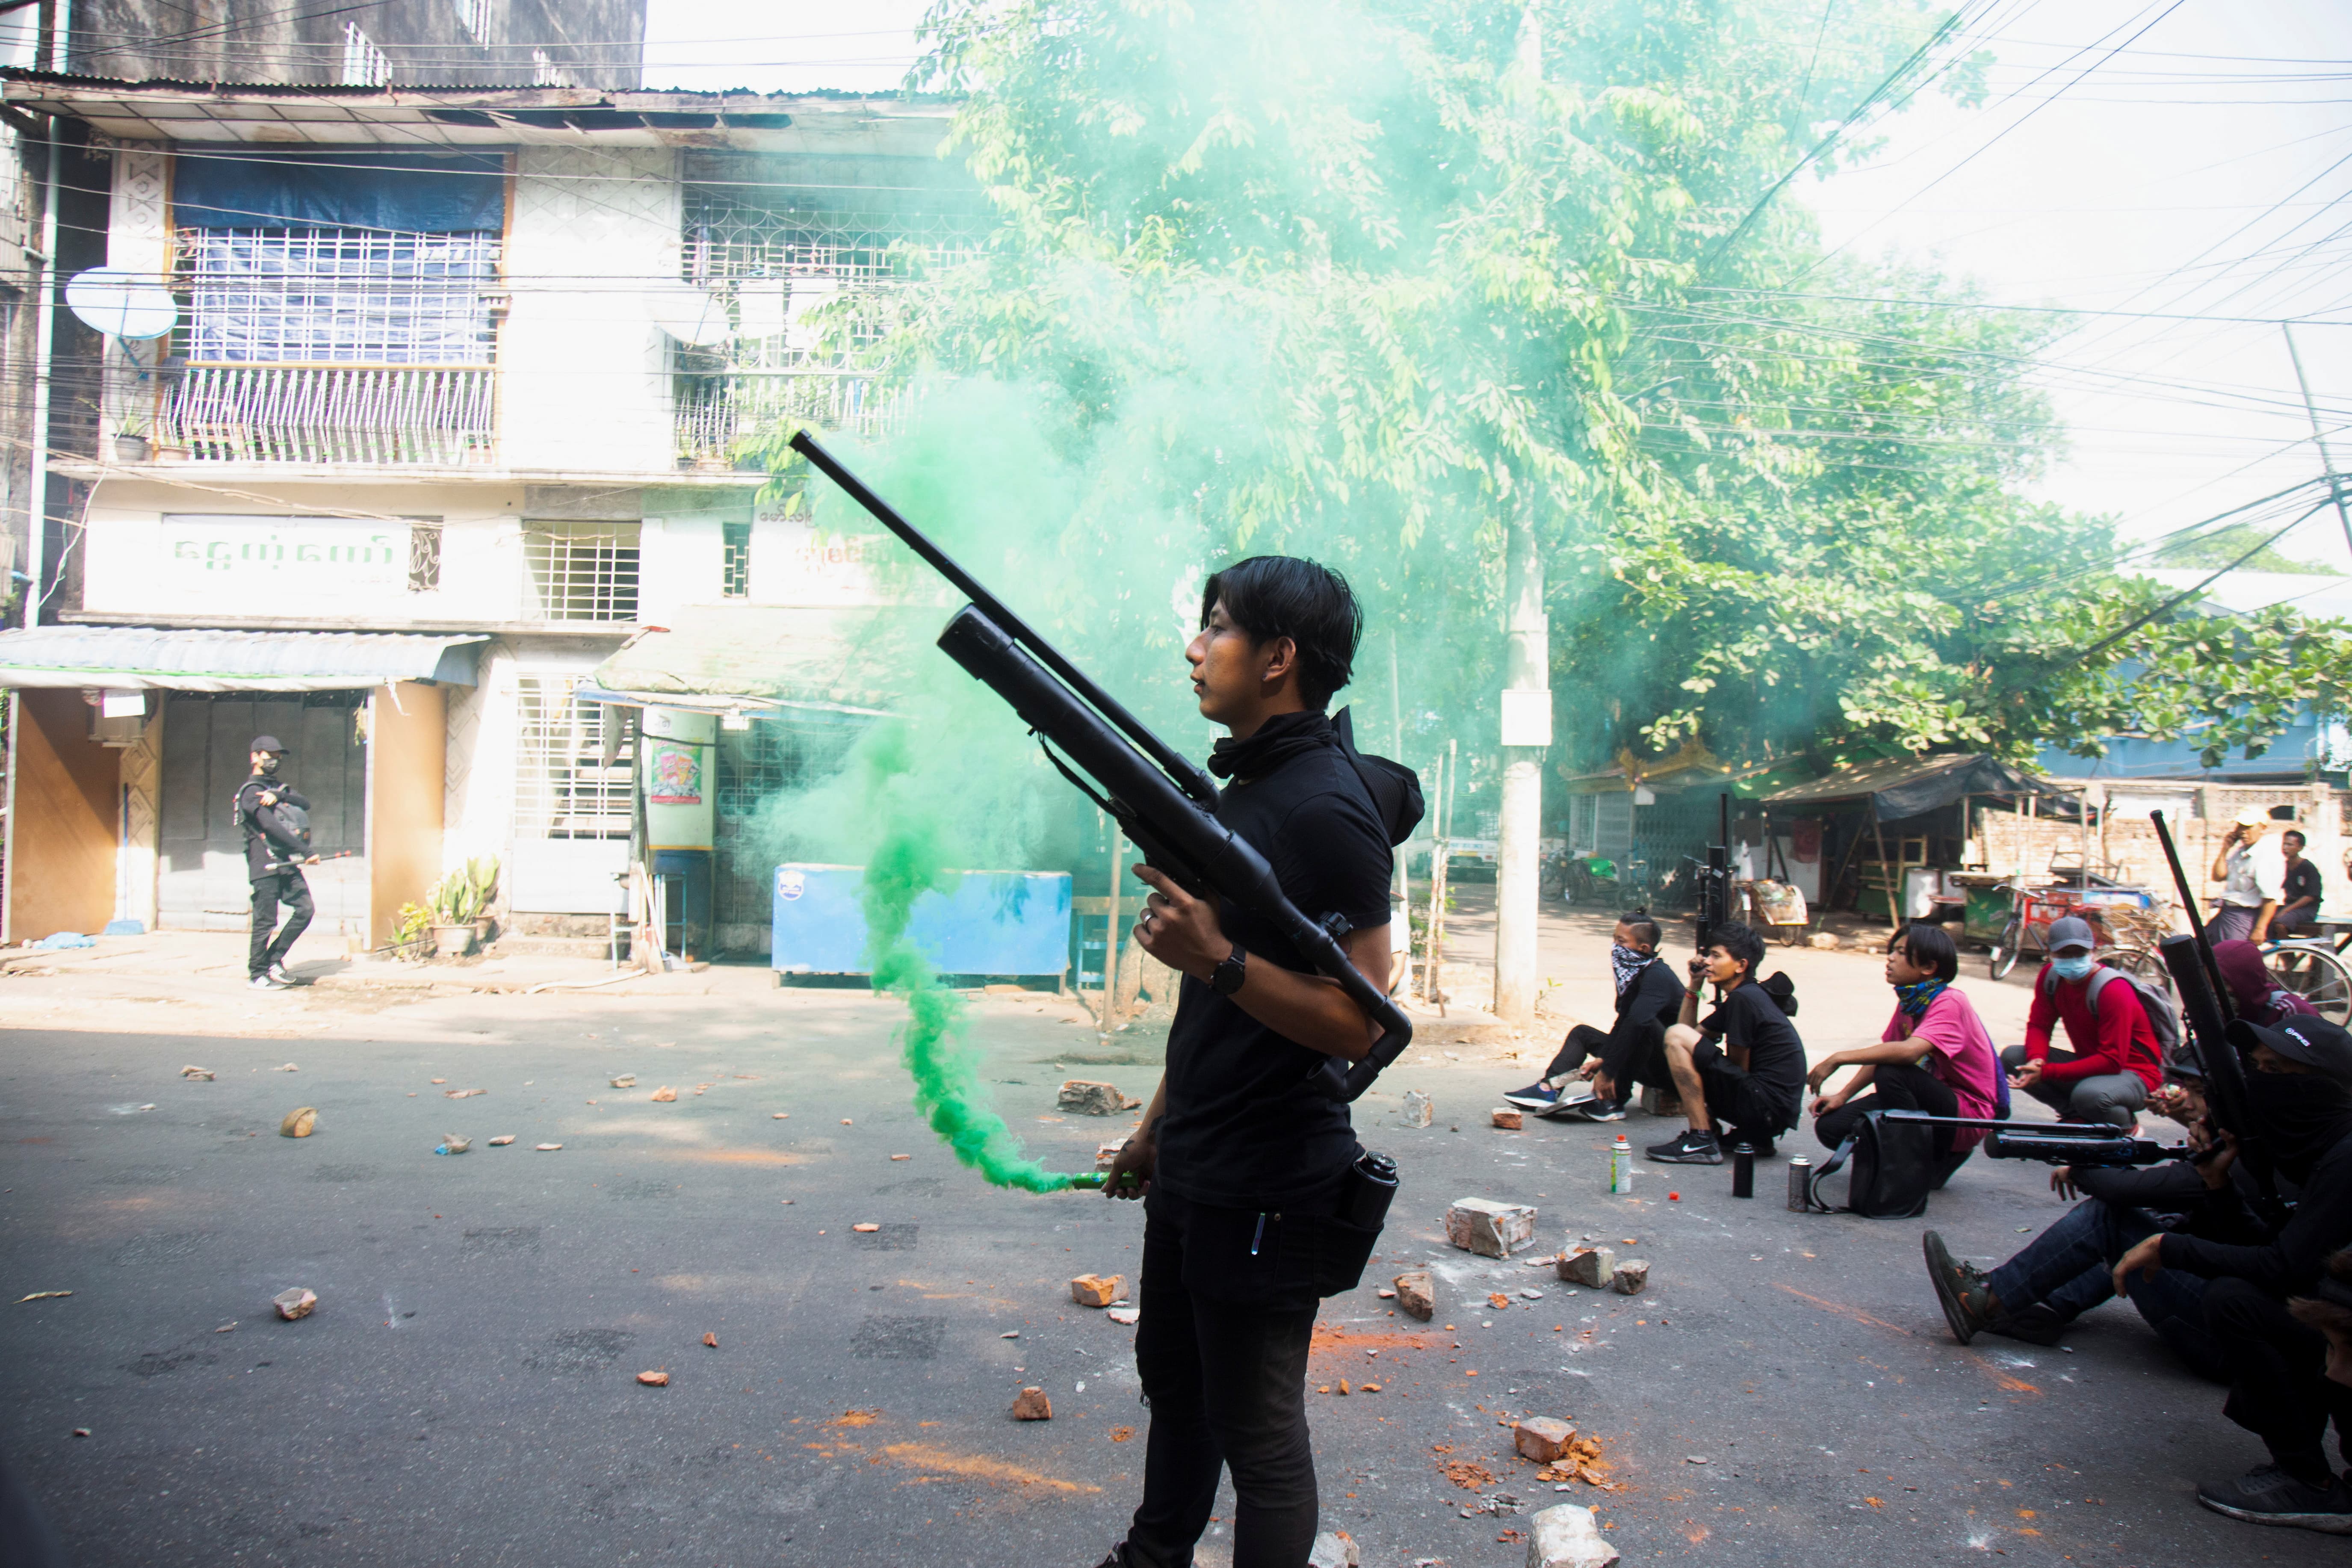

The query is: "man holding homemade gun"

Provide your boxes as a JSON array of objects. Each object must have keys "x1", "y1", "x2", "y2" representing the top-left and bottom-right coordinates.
[{"x1": 1097, "y1": 558, "x2": 1402, "y2": 1568}]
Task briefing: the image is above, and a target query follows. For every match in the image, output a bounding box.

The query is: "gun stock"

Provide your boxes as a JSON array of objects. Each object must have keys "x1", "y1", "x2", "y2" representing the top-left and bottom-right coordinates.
[
  {"x1": 792, "y1": 431, "x2": 1414, "y2": 1099},
  {"x1": 1880, "y1": 1111, "x2": 2178, "y2": 1168}
]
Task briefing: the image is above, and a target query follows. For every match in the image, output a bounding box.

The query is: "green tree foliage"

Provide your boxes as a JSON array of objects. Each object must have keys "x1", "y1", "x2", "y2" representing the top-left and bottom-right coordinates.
[{"x1": 794, "y1": 0, "x2": 2352, "y2": 783}]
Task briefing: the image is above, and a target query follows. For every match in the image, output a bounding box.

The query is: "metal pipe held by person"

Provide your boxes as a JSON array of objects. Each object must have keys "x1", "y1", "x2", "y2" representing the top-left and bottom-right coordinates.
[
  {"x1": 788, "y1": 429, "x2": 1414, "y2": 1100},
  {"x1": 1879, "y1": 1110, "x2": 2183, "y2": 1169}
]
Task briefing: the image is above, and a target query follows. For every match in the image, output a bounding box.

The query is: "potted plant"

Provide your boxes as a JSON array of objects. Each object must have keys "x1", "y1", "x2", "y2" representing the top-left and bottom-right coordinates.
[
  {"x1": 426, "y1": 866, "x2": 490, "y2": 959},
  {"x1": 394, "y1": 901, "x2": 433, "y2": 961},
  {"x1": 114, "y1": 410, "x2": 153, "y2": 464},
  {"x1": 455, "y1": 855, "x2": 500, "y2": 945}
]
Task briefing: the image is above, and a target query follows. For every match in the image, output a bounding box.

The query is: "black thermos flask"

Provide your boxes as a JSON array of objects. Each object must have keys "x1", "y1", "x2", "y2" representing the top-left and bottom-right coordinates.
[{"x1": 1731, "y1": 1142, "x2": 1755, "y2": 1199}]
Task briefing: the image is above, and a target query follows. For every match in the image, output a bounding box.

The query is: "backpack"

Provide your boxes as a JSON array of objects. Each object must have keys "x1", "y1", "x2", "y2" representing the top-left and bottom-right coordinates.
[
  {"x1": 234, "y1": 781, "x2": 310, "y2": 862},
  {"x1": 1802, "y1": 1110, "x2": 1935, "y2": 1219},
  {"x1": 1332, "y1": 707, "x2": 1426, "y2": 848},
  {"x1": 2038, "y1": 963, "x2": 2181, "y2": 1069}
]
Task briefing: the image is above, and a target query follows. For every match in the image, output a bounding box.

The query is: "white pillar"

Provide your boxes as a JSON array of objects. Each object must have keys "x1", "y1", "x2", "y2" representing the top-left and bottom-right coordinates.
[{"x1": 1495, "y1": 502, "x2": 1549, "y2": 1023}]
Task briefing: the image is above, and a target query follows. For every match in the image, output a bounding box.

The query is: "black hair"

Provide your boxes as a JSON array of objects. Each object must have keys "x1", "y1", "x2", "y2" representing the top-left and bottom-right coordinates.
[
  {"x1": 1200, "y1": 555, "x2": 1362, "y2": 709},
  {"x1": 1894, "y1": 922, "x2": 1960, "y2": 984},
  {"x1": 1616, "y1": 913, "x2": 1662, "y2": 950},
  {"x1": 1708, "y1": 922, "x2": 1766, "y2": 979},
  {"x1": 2286, "y1": 827, "x2": 2309, "y2": 846}
]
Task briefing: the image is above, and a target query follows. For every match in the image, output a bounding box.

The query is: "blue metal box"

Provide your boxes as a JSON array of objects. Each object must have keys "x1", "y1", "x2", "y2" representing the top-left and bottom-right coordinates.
[{"x1": 771, "y1": 862, "x2": 1073, "y2": 979}]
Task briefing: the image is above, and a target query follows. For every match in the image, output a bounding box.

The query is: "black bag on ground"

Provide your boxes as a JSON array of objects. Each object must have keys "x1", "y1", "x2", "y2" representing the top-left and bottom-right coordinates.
[{"x1": 1805, "y1": 1110, "x2": 1935, "y2": 1219}]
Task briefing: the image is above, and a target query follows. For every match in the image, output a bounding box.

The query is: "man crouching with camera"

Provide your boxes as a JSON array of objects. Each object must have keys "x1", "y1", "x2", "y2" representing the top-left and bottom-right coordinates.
[{"x1": 1096, "y1": 557, "x2": 1402, "y2": 1568}]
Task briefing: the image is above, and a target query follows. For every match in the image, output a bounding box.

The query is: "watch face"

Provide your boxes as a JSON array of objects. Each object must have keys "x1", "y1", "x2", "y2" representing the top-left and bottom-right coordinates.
[{"x1": 1212, "y1": 950, "x2": 1246, "y2": 995}]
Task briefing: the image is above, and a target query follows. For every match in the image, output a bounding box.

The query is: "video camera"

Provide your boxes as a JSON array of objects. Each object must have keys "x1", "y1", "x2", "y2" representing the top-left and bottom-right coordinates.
[{"x1": 789, "y1": 430, "x2": 1415, "y2": 1101}]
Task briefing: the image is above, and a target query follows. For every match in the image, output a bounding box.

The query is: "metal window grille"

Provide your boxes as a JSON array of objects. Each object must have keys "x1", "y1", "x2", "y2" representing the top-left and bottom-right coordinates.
[
  {"x1": 715, "y1": 715, "x2": 863, "y2": 818},
  {"x1": 178, "y1": 230, "x2": 500, "y2": 366},
  {"x1": 452, "y1": 0, "x2": 493, "y2": 42},
  {"x1": 408, "y1": 523, "x2": 442, "y2": 591},
  {"x1": 721, "y1": 520, "x2": 751, "y2": 598},
  {"x1": 524, "y1": 522, "x2": 640, "y2": 622},
  {"x1": 341, "y1": 22, "x2": 391, "y2": 86},
  {"x1": 531, "y1": 47, "x2": 573, "y2": 86},
  {"x1": 514, "y1": 679, "x2": 633, "y2": 841}
]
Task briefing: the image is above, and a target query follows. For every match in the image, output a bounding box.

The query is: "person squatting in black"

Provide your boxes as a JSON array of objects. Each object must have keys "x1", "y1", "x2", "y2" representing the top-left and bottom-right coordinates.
[
  {"x1": 236, "y1": 735, "x2": 318, "y2": 989},
  {"x1": 1096, "y1": 556, "x2": 1403, "y2": 1568},
  {"x1": 1502, "y1": 913, "x2": 1682, "y2": 1122},
  {"x1": 1646, "y1": 922, "x2": 1806, "y2": 1165}
]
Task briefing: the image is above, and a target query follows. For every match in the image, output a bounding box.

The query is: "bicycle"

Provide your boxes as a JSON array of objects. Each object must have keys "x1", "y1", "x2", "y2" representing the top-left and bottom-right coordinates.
[{"x1": 1987, "y1": 883, "x2": 2172, "y2": 996}]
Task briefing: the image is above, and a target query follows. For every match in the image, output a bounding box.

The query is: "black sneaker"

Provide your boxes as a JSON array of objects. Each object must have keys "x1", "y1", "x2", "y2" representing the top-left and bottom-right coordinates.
[
  {"x1": 1922, "y1": 1230, "x2": 1994, "y2": 1345},
  {"x1": 1503, "y1": 1081, "x2": 1563, "y2": 1113},
  {"x1": 1988, "y1": 1301, "x2": 2068, "y2": 1347},
  {"x1": 1645, "y1": 1129, "x2": 1722, "y2": 1164},
  {"x1": 2196, "y1": 1465, "x2": 2352, "y2": 1534},
  {"x1": 1564, "y1": 1099, "x2": 1629, "y2": 1122}
]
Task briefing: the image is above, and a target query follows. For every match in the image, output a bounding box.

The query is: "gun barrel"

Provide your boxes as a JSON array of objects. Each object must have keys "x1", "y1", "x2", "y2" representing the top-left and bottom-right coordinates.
[{"x1": 789, "y1": 428, "x2": 1220, "y2": 806}]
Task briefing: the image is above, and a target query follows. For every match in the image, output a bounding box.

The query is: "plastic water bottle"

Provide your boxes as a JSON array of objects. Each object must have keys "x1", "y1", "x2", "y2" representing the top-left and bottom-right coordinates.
[{"x1": 1609, "y1": 1134, "x2": 1634, "y2": 1195}]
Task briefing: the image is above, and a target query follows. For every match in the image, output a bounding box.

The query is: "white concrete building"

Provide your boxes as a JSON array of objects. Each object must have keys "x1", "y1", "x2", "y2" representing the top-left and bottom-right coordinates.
[{"x1": 0, "y1": 76, "x2": 975, "y2": 951}]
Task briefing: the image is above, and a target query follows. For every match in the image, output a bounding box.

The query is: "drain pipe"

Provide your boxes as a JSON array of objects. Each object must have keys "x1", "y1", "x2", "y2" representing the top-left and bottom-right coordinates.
[{"x1": 21, "y1": 6, "x2": 63, "y2": 625}]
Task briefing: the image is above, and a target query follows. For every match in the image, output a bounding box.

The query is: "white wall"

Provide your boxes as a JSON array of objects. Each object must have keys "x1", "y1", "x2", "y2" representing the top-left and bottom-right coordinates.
[{"x1": 502, "y1": 147, "x2": 681, "y2": 475}]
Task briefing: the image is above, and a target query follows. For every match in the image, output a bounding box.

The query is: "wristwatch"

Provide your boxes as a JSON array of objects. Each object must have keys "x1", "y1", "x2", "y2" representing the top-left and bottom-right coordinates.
[{"x1": 1209, "y1": 945, "x2": 1247, "y2": 996}]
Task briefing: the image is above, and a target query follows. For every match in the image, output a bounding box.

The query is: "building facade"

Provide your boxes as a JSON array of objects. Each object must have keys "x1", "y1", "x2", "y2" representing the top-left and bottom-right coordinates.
[{"x1": 0, "y1": 73, "x2": 980, "y2": 950}]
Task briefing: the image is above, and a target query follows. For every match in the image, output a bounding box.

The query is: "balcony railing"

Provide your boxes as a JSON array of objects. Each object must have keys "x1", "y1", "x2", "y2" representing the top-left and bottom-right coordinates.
[
  {"x1": 156, "y1": 364, "x2": 497, "y2": 466},
  {"x1": 674, "y1": 368, "x2": 901, "y2": 467}
]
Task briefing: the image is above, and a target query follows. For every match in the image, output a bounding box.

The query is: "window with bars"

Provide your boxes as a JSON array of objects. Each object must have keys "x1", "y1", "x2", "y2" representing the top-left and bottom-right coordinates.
[
  {"x1": 514, "y1": 679, "x2": 633, "y2": 841},
  {"x1": 715, "y1": 715, "x2": 864, "y2": 818},
  {"x1": 341, "y1": 22, "x2": 391, "y2": 86},
  {"x1": 722, "y1": 520, "x2": 751, "y2": 598},
  {"x1": 452, "y1": 0, "x2": 494, "y2": 42},
  {"x1": 177, "y1": 230, "x2": 500, "y2": 366},
  {"x1": 531, "y1": 47, "x2": 573, "y2": 86},
  {"x1": 523, "y1": 521, "x2": 640, "y2": 622}
]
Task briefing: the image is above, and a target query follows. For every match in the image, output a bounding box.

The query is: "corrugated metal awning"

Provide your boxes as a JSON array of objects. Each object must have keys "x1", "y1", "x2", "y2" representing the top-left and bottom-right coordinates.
[
  {"x1": 588, "y1": 605, "x2": 907, "y2": 712},
  {"x1": 0, "y1": 627, "x2": 485, "y2": 692}
]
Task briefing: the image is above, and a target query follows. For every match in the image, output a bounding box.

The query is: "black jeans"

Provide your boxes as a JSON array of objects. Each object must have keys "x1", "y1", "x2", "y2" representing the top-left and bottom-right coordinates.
[
  {"x1": 1124, "y1": 1186, "x2": 1323, "y2": 1568},
  {"x1": 1543, "y1": 1023, "x2": 1666, "y2": 1100},
  {"x1": 2208, "y1": 1276, "x2": 2352, "y2": 1485},
  {"x1": 1814, "y1": 1061, "x2": 1960, "y2": 1157},
  {"x1": 248, "y1": 870, "x2": 313, "y2": 977},
  {"x1": 1986, "y1": 1199, "x2": 2223, "y2": 1379}
]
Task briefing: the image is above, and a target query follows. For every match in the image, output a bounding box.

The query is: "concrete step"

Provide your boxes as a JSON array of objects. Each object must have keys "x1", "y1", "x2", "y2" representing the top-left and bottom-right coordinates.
[{"x1": 484, "y1": 935, "x2": 612, "y2": 958}]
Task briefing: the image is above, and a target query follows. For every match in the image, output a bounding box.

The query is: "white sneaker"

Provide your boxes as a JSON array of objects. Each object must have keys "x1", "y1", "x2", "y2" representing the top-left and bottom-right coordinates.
[
  {"x1": 268, "y1": 962, "x2": 298, "y2": 986},
  {"x1": 248, "y1": 973, "x2": 289, "y2": 991}
]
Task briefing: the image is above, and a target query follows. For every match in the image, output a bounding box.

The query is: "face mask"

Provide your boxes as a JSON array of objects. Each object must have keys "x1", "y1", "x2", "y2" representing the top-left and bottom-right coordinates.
[{"x1": 2051, "y1": 954, "x2": 2095, "y2": 982}]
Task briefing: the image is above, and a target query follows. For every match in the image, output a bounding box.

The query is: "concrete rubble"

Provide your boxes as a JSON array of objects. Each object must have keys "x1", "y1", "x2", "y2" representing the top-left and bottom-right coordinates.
[
  {"x1": 1447, "y1": 1197, "x2": 1538, "y2": 1258},
  {"x1": 650, "y1": 1086, "x2": 678, "y2": 1102},
  {"x1": 1514, "y1": 1416, "x2": 1576, "y2": 1463},
  {"x1": 1559, "y1": 1247, "x2": 1616, "y2": 1287},
  {"x1": 1011, "y1": 1386, "x2": 1053, "y2": 1420},
  {"x1": 1057, "y1": 1080, "x2": 1138, "y2": 1115},
  {"x1": 179, "y1": 1066, "x2": 213, "y2": 1080},
  {"x1": 636, "y1": 1371, "x2": 668, "y2": 1386},
  {"x1": 278, "y1": 1107, "x2": 317, "y2": 1139},
  {"x1": 1096, "y1": 1140, "x2": 1127, "y2": 1170},
  {"x1": 1491, "y1": 1108, "x2": 1524, "y2": 1131},
  {"x1": 1400, "y1": 1090, "x2": 1434, "y2": 1127},
  {"x1": 1526, "y1": 1503, "x2": 1619, "y2": 1568},
  {"x1": 1307, "y1": 1530, "x2": 1360, "y2": 1568},
  {"x1": 272, "y1": 1288, "x2": 316, "y2": 1321},
  {"x1": 1610, "y1": 1259, "x2": 1650, "y2": 1295},
  {"x1": 1392, "y1": 1269, "x2": 1436, "y2": 1320}
]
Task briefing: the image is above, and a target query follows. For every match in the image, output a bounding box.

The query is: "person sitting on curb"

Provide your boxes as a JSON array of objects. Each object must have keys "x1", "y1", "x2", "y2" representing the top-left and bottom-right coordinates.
[
  {"x1": 1808, "y1": 922, "x2": 2003, "y2": 1181},
  {"x1": 2000, "y1": 915, "x2": 2163, "y2": 1131},
  {"x1": 1504, "y1": 912, "x2": 1682, "y2": 1122},
  {"x1": 1646, "y1": 922, "x2": 1804, "y2": 1166}
]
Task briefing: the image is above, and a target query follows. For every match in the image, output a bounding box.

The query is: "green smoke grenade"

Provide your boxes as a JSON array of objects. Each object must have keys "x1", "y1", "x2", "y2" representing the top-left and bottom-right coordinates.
[{"x1": 858, "y1": 745, "x2": 1099, "y2": 1195}]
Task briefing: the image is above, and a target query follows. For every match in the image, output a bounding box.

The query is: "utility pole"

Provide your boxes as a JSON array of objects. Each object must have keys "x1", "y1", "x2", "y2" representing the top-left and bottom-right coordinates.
[
  {"x1": 1495, "y1": 497, "x2": 1550, "y2": 1023},
  {"x1": 2283, "y1": 322, "x2": 2352, "y2": 562}
]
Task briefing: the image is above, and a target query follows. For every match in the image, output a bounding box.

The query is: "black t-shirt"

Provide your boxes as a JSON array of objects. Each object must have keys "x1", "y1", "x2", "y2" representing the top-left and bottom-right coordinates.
[
  {"x1": 1155, "y1": 745, "x2": 1393, "y2": 1210},
  {"x1": 2285, "y1": 857, "x2": 2324, "y2": 910},
  {"x1": 1600, "y1": 959, "x2": 1685, "y2": 1082},
  {"x1": 236, "y1": 780, "x2": 312, "y2": 880},
  {"x1": 1699, "y1": 981, "x2": 1806, "y2": 1128}
]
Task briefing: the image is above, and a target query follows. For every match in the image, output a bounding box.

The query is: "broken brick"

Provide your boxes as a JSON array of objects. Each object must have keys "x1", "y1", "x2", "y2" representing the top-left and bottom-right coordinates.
[
  {"x1": 1070, "y1": 1273, "x2": 1125, "y2": 1308},
  {"x1": 1393, "y1": 1269, "x2": 1436, "y2": 1321},
  {"x1": 1515, "y1": 1415, "x2": 1577, "y2": 1463},
  {"x1": 1011, "y1": 1386, "x2": 1052, "y2": 1420},
  {"x1": 1445, "y1": 1198, "x2": 1538, "y2": 1258}
]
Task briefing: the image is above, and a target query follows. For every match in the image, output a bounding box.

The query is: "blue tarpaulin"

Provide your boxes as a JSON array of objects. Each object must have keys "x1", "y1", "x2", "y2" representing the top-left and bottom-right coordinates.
[
  {"x1": 771, "y1": 864, "x2": 1071, "y2": 978},
  {"x1": 171, "y1": 148, "x2": 508, "y2": 233}
]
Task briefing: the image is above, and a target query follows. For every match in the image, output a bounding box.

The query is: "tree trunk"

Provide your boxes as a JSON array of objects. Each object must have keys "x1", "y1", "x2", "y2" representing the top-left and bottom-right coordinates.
[{"x1": 1495, "y1": 501, "x2": 1549, "y2": 1023}]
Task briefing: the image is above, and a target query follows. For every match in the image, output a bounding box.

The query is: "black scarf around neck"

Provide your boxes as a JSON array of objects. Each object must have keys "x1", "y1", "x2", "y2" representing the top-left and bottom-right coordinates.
[{"x1": 1208, "y1": 709, "x2": 1339, "y2": 781}]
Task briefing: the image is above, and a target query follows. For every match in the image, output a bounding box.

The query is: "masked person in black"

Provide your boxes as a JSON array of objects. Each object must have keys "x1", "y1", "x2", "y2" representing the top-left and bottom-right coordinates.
[
  {"x1": 1096, "y1": 557, "x2": 1401, "y2": 1568},
  {"x1": 1647, "y1": 922, "x2": 1805, "y2": 1164},
  {"x1": 1503, "y1": 914, "x2": 1681, "y2": 1121},
  {"x1": 2104, "y1": 1019, "x2": 2352, "y2": 1534},
  {"x1": 237, "y1": 736, "x2": 317, "y2": 990}
]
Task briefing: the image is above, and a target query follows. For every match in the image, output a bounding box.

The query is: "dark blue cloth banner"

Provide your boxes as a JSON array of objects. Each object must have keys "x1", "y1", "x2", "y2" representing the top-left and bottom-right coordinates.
[{"x1": 170, "y1": 148, "x2": 508, "y2": 233}]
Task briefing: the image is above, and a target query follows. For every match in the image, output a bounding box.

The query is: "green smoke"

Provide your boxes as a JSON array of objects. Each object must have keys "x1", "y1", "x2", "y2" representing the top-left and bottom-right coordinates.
[{"x1": 857, "y1": 726, "x2": 1096, "y2": 1194}]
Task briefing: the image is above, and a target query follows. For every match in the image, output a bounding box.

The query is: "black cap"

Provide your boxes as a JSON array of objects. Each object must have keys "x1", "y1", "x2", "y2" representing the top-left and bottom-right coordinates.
[
  {"x1": 2244, "y1": 1017, "x2": 2352, "y2": 1082},
  {"x1": 249, "y1": 735, "x2": 287, "y2": 753}
]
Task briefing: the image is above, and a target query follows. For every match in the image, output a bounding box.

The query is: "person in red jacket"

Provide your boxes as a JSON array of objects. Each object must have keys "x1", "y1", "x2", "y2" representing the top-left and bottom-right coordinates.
[{"x1": 1998, "y1": 915, "x2": 2163, "y2": 1129}]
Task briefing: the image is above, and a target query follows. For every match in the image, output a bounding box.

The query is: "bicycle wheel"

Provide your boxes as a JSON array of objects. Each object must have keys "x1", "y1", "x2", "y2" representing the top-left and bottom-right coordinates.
[
  {"x1": 1989, "y1": 918, "x2": 2023, "y2": 981},
  {"x1": 2267, "y1": 944, "x2": 2352, "y2": 1025}
]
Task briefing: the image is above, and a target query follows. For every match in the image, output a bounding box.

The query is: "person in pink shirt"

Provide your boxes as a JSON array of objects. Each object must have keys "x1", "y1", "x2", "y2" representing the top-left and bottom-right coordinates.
[
  {"x1": 1808, "y1": 923, "x2": 2003, "y2": 1174},
  {"x1": 2000, "y1": 914, "x2": 2164, "y2": 1129}
]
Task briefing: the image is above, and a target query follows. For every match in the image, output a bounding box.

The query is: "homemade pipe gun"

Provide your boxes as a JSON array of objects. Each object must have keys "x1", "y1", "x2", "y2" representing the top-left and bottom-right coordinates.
[{"x1": 789, "y1": 430, "x2": 1414, "y2": 1100}]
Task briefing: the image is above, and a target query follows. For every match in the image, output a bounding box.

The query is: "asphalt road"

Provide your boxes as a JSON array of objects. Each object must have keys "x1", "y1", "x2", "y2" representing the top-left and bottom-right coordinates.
[{"x1": 0, "y1": 967, "x2": 2337, "y2": 1568}]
